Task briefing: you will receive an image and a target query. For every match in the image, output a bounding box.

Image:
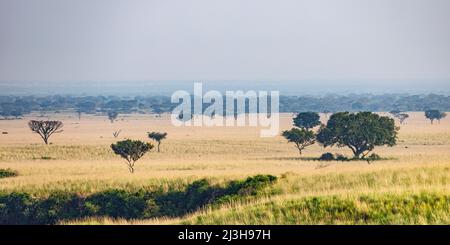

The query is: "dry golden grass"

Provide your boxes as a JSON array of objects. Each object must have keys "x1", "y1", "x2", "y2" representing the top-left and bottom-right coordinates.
[{"x1": 1, "y1": 112, "x2": 449, "y2": 209}]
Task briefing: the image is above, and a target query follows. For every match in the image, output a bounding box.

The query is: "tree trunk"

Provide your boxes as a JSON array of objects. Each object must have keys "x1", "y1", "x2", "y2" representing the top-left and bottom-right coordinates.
[
  {"x1": 157, "y1": 142, "x2": 161, "y2": 152},
  {"x1": 295, "y1": 143, "x2": 302, "y2": 155}
]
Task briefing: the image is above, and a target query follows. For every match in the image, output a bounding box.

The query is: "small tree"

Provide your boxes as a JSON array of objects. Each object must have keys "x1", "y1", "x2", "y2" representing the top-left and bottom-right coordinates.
[
  {"x1": 113, "y1": 129, "x2": 121, "y2": 138},
  {"x1": 425, "y1": 110, "x2": 446, "y2": 124},
  {"x1": 28, "y1": 120, "x2": 63, "y2": 144},
  {"x1": 76, "y1": 109, "x2": 82, "y2": 120},
  {"x1": 389, "y1": 110, "x2": 409, "y2": 124},
  {"x1": 111, "y1": 139, "x2": 153, "y2": 173},
  {"x1": 293, "y1": 112, "x2": 321, "y2": 129},
  {"x1": 108, "y1": 111, "x2": 119, "y2": 123},
  {"x1": 317, "y1": 112, "x2": 398, "y2": 160},
  {"x1": 282, "y1": 128, "x2": 315, "y2": 155},
  {"x1": 397, "y1": 113, "x2": 409, "y2": 124},
  {"x1": 147, "y1": 132, "x2": 167, "y2": 152}
]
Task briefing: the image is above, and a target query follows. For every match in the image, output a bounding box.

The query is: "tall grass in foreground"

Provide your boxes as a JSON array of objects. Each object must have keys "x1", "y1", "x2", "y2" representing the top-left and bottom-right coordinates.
[
  {"x1": 63, "y1": 192, "x2": 450, "y2": 225},
  {"x1": 182, "y1": 193, "x2": 450, "y2": 225}
]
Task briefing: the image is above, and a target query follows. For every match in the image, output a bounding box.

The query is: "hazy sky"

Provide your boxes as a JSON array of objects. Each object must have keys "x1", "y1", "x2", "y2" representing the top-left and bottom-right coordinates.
[{"x1": 1, "y1": 0, "x2": 450, "y2": 88}]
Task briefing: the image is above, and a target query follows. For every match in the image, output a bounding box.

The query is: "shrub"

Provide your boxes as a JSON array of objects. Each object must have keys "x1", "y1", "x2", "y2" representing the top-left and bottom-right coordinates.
[
  {"x1": 319, "y1": 153, "x2": 335, "y2": 161},
  {"x1": 365, "y1": 153, "x2": 382, "y2": 164},
  {"x1": 335, "y1": 154, "x2": 349, "y2": 161},
  {"x1": 86, "y1": 190, "x2": 148, "y2": 219},
  {"x1": 31, "y1": 192, "x2": 87, "y2": 224},
  {"x1": 0, "y1": 192, "x2": 33, "y2": 224},
  {"x1": 0, "y1": 169, "x2": 18, "y2": 178},
  {"x1": 0, "y1": 175, "x2": 278, "y2": 224}
]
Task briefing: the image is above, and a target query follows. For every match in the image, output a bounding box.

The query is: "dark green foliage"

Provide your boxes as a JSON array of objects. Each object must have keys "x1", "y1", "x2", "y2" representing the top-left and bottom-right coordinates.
[
  {"x1": 282, "y1": 128, "x2": 316, "y2": 155},
  {"x1": 31, "y1": 192, "x2": 88, "y2": 224},
  {"x1": 425, "y1": 110, "x2": 447, "y2": 124},
  {"x1": 0, "y1": 192, "x2": 33, "y2": 224},
  {"x1": 335, "y1": 154, "x2": 350, "y2": 161},
  {"x1": 157, "y1": 174, "x2": 278, "y2": 216},
  {"x1": 2, "y1": 94, "x2": 450, "y2": 117},
  {"x1": 147, "y1": 132, "x2": 167, "y2": 152},
  {"x1": 111, "y1": 139, "x2": 153, "y2": 173},
  {"x1": 365, "y1": 153, "x2": 382, "y2": 164},
  {"x1": 0, "y1": 175, "x2": 277, "y2": 224},
  {"x1": 319, "y1": 153, "x2": 335, "y2": 161},
  {"x1": 293, "y1": 112, "x2": 321, "y2": 129},
  {"x1": 86, "y1": 190, "x2": 147, "y2": 218},
  {"x1": 317, "y1": 112, "x2": 398, "y2": 159},
  {"x1": 0, "y1": 168, "x2": 18, "y2": 178},
  {"x1": 226, "y1": 174, "x2": 278, "y2": 196}
]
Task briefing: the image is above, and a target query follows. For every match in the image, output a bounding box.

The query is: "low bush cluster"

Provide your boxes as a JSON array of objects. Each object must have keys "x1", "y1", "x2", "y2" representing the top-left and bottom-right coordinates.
[
  {"x1": 0, "y1": 174, "x2": 277, "y2": 224},
  {"x1": 0, "y1": 169, "x2": 18, "y2": 178},
  {"x1": 318, "y1": 153, "x2": 382, "y2": 162}
]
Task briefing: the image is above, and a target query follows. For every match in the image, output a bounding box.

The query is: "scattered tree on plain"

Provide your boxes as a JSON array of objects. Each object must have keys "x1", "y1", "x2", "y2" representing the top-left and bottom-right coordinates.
[
  {"x1": 390, "y1": 110, "x2": 409, "y2": 124},
  {"x1": 316, "y1": 112, "x2": 398, "y2": 160},
  {"x1": 28, "y1": 120, "x2": 64, "y2": 144},
  {"x1": 113, "y1": 129, "x2": 121, "y2": 138},
  {"x1": 282, "y1": 128, "x2": 315, "y2": 155},
  {"x1": 108, "y1": 111, "x2": 119, "y2": 123},
  {"x1": 283, "y1": 112, "x2": 319, "y2": 155},
  {"x1": 111, "y1": 139, "x2": 153, "y2": 173},
  {"x1": 147, "y1": 132, "x2": 167, "y2": 152},
  {"x1": 396, "y1": 113, "x2": 409, "y2": 124},
  {"x1": 425, "y1": 110, "x2": 447, "y2": 124}
]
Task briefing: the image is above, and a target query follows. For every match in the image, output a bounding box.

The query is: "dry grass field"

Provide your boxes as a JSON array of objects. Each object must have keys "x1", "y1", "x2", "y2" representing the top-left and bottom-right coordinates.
[{"x1": 1, "y1": 112, "x2": 449, "y2": 224}]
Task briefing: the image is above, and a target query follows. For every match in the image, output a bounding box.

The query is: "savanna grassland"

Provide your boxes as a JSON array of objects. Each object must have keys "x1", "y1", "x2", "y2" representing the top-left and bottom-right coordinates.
[{"x1": 0, "y1": 112, "x2": 449, "y2": 224}]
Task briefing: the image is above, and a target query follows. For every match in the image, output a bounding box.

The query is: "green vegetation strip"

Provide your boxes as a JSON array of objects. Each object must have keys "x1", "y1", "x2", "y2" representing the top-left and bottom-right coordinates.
[
  {"x1": 0, "y1": 175, "x2": 276, "y2": 225},
  {"x1": 0, "y1": 169, "x2": 18, "y2": 179},
  {"x1": 184, "y1": 193, "x2": 450, "y2": 225}
]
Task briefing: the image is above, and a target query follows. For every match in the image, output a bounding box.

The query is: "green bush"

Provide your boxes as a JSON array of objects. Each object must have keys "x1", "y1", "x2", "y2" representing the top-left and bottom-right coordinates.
[
  {"x1": 319, "y1": 153, "x2": 335, "y2": 161},
  {"x1": 366, "y1": 153, "x2": 382, "y2": 162},
  {"x1": 0, "y1": 174, "x2": 278, "y2": 224},
  {"x1": 0, "y1": 169, "x2": 18, "y2": 178},
  {"x1": 0, "y1": 192, "x2": 33, "y2": 224},
  {"x1": 31, "y1": 192, "x2": 88, "y2": 224},
  {"x1": 335, "y1": 154, "x2": 349, "y2": 161}
]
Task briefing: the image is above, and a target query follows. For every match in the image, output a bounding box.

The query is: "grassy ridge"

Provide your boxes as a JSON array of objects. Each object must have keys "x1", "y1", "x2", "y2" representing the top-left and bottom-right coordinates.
[
  {"x1": 0, "y1": 175, "x2": 276, "y2": 224},
  {"x1": 182, "y1": 192, "x2": 450, "y2": 225}
]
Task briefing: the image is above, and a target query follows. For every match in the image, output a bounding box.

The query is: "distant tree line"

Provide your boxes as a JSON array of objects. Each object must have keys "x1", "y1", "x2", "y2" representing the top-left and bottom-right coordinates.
[{"x1": 1, "y1": 94, "x2": 450, "y2": 119}]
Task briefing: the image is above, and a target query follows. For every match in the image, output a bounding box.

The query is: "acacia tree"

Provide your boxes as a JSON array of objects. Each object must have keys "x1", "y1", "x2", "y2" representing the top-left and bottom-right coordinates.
[
  {"x1": 111, "y1": 139, "x2": 153, "y2": 173},
  {"x1": 147, "y1": 132, "x2": 167, "y2": 152},
  {"x1": 28, "y1": 120, "x2": 63, "y2": 144},
  {"x1": 108, "y1": 111, "x2": 119, "y2": 123},
  {"x1": 282, "y1": 128, "x2": 315, "y2": 155},
  {"x1": 283, "y1": 112, "x2": 319, "y2": 155},
  {"x1": 425, "y1": 110, "x2": 447, "y2": 124},
  {"x1": 316, "y1": 112, "x2": 398, "y2": 159},
  {"x1": 293, "y1": 112, "x2": 321, "y2": 129},
  {"x1": 397, "y1": 113, "x2": 409, "y2": 124},
  {"x1": 389, "y1": 110, "x2": 409, "y2": 125}
]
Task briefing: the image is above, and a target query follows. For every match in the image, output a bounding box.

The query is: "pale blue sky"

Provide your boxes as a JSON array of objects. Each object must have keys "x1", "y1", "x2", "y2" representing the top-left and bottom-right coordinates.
[{"x1": 0, "y1": 0, "x2": 449, "y2": 91}]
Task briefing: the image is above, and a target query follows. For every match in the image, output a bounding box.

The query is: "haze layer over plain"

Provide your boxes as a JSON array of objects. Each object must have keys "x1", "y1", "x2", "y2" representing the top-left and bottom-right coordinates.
[{"x1": 0, "y1": 0, "x2": 450, "y2": 94}]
